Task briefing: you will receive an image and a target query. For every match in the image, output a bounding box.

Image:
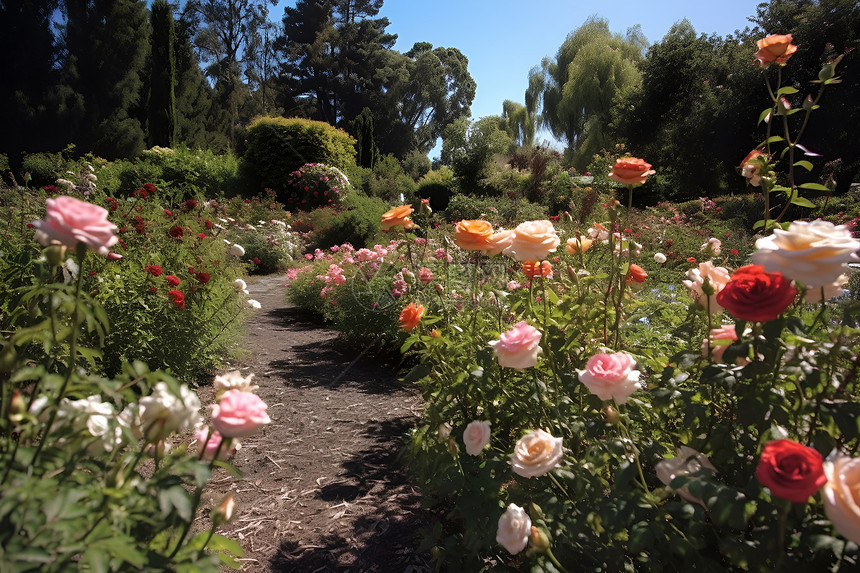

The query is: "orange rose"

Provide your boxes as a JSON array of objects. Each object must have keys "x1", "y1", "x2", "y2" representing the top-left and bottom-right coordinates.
[
  {"x1": 522, "y1": 260, "x2": 552, "y2": 279},
  {"x1": 608, "y1": 157, "x2": 655, "y2": 186},
  {"x1": 755, "y1": 34, "x2": 798, "y2": 67},
  {"x1": 455, "y1": 219, "x2": 494, "y2": 251},
  {"x1": 381, "y1": 205, "x2": 415, "y2": 230},
  {"x1": 626, "y1": 264, "x2": 647, "y2": 283},
  {"x1": 399, "y1": 302, "x2": 424, "y2": 331},
  {"x1": 565, "y1": 236, "x2": 593, "y2": 255}
]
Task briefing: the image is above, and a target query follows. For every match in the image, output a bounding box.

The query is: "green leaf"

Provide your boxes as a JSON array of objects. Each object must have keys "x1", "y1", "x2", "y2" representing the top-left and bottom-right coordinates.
[
  {"x1": 401, "y1": 362, "x2": 432, "y2": 384},
  {"x1": 776, "y1": 86, "x2": 799, "y2": 97},
  {"x1": 790, "y1": 196, "x2": 816, "y2": 208},
  {"x1": 159, "y1": 485, "x2": 193, "y2": 521},
  {"x1": 799, "y1": 182, "x2": 830, "y2": 191},
  {"x1": 757, "y1": 108, "x2": 771, "y2": 125},
  {"x1": 212, "y1": 460, "x2": 243, "y2": 479},
  {"x1": 83, "y1": 547, "x2": 110, "y2": 573},
  {"x1": 793, "y1": 160, "x2": 814, "y2": 171}
]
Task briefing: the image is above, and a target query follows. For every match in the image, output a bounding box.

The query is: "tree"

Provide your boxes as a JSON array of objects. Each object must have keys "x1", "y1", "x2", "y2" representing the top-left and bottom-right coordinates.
[
  {"x1": 501, "y1": 100, "x2": 535, "y2": 147},
  {"x1": 183, "y1": 0, "x2": 277, "y2": 149},
  {"x1": 612, "y1": 20, "x2": 762, "y2": 201},
  {"x1": 529, "y1": 17, "x2": 644, "y2": 168},
  {"x1": 347, "y1": 107, "x2": 379, "y2": 168},
  {"x1": 441, "y1": 116, "x2": 513, "y2": 193},
  {"x1": 58, "y1": 0, "x2": 150, "y2": 159},
  {"x1": 173, "y1": 10, "x2": 222, "y2": 149},
  {"x1": 148, "y1": 0, "x2": 176, "y2": 148},
  {"x1": 0, "y1": 0, "x2": 62, "y2": 166}
]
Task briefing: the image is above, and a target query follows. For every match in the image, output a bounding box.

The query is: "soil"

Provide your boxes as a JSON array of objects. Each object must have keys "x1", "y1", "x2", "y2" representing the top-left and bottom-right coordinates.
[{"x1": 197, "y1": 275, "x2": 433, "y2": 572}]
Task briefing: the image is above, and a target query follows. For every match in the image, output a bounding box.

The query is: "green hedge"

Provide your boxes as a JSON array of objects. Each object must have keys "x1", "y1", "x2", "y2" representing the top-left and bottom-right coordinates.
[{"x1": 242, "y1": 117, "x2": 356, "y2": 200}]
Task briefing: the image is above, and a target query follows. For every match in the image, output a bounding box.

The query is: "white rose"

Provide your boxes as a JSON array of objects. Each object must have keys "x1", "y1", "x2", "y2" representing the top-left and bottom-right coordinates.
[
  {"x1": 823, "y1": 455, "x2": 860, "y2": 544},
  {"x1": 496, "y1": 503, "x2": 531, "y2": 555},
  {"x1": 214, "y1": 370, "x2": 258, "y2": 398},
  {"x1": 233, "y1": 278, "x2": 247, "y2": 292},
  {"x1": 752, "y1": 220, "x2": 860, "y2": 287},
  {"x1": 655, "y1": 446, "x2": 717, "y2": 507},
  {"x1": 682, "y1": 261, "x2": 731, "y2": 314},
  {"x1": 653, "y1": 252, "x2": 667, "y2": 264},
  {"x1": 247, "y1": 299, "x2": 261, "y2": 309},
  {"x1": 463, "y1": 421, "x2": 491, "y2": 456},
  {"x1": 510, "y1": 429, "x2": 563, "y2": 478},
  {"x1": 502, "y1": 220, "x2": 560, "y2": 261},
  {"x1": 230, "y1": 244, "x2": 246, "y2": 257},
  {"x1": 139, "y1": 383, "x2": 201, "y2": 442}
]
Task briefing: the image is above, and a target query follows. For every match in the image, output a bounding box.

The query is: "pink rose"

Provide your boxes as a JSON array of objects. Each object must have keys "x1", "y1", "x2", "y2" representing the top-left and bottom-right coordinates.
[
  {"x1": 418, "y1": 267, "x2": 434, "y2": 285},
  {"x1": 682, "y1": 261, "x2": 731, "y2": 314},
  {"x1": 485, "y1": 229, "x2": 515, "y2": 256},
  {"x1": 211, "y1": 389, "x2": 271, "y2": 438},
  {"x1": 510, "y1": 429, "x2": 564, "y2": 478},
  {"x1": 463, "y1": 421, "x2": 491, "y2": 456},
  {"x1": 701, "y1": 324, "x2": 739, "y2": 363},
  {"x1": 503, "y1": 220, "x2": 560, "y2": 261},
  {"x1": 33, "y1": 196, "x2": 118, "y2": 256},
  {"x1": 578, "y1": 352, "x2": 640, "y2": 403},
  {"x1": 489, "y1": 321, "x2": 542, "y2": 369},
  {"x1": 655, "y1": 446, "x2": 717, "y2": 507},
  {"x1": 194, "y1": 427, "x2": 238, "y2": 461}
]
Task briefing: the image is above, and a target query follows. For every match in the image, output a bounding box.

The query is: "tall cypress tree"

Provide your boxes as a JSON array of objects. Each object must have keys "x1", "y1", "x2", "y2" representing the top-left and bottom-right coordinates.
[{"x1": 148, "y1": 0, "x2": 176, "y2": 148}]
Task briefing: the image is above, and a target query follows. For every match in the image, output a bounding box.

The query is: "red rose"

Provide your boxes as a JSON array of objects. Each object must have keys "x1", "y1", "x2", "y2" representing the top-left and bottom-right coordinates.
[
  {"x1": 184, "y1": 199, "x2": 199, "y2": 209},
  {"x1": 205, "y1": 220, "x2": 214, "y2": 229},
  {"x1": 198, "y1": 233, "x2": 206, "y2": 239},
  {"x1": 196, "y1": 272, "x2": 211, "y2": 283},
  {"x1": 626, "y1": 264, "x2": 648, "y2": 283},
  {"x1": 168, "y1": 289, "x2": 185, "y2": 309},
  {"x1": 143, "y1": 183, "x2": 157, "y2": 194},
  {"x1": 756, "y1": 439, "x2": 826, "y2": 503},
  {"x1": 253, "y1": 257, "x2": 261, "y2": 265},
  {"x1": 166, "y1": 275, "x2": 181, "y2": 286},
  {"x1": 169, "y1": 225, "x2": 184, "y2": 238},
  {"x1": 145, "y1": 264, "x2": 163, "y2": 276},
  {"x1": 716, "y1": 265, "x2": 797, "y2": 322}
]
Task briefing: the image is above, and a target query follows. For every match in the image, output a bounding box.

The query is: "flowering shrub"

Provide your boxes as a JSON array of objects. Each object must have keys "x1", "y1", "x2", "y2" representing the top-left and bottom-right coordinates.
[{"x1": 284, "y1": 163, "x2": 351, "y2": 209}]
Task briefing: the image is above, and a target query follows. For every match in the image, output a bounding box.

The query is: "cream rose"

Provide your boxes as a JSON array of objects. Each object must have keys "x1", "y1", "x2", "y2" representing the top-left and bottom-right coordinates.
[
  {"x1": 655, "y1": 446, "x2": 717, "y2": 507},
  {"x1": 503, "y1": 220, "x2": 560, "y2": 261},
  {"x1": 805, "y1": 274, "x2": 849, "y2": 303},
  {"x1": 682, "y1": 261, "x2": 731, "y2": 314},
  {"x1": 213, "y1": 370, "x2": 259, "y2": 399},
  {"x1": 753, "y1": 220, "x2": 860, "y2": 287},
  {"x1": 485, "y1": 229, "x2": 515, "y2": 256},
  {"x1": 822, "y1": 455, "x2": 860, "y2": 544},
  {"x1": 496, "y1": 504, "x2": 531, "y2": 555},
  {"x1": 510, "y1": 429, "x2": 564, "y2": 478},
  {"x1": 463, "y1": 420, "x2": 491, "y2": 456}
]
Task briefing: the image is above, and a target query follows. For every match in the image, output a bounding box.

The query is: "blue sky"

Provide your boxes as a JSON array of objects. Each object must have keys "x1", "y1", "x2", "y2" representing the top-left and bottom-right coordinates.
[{"x1": 272, "y1": 0, "x2": 767, "y2": 154}]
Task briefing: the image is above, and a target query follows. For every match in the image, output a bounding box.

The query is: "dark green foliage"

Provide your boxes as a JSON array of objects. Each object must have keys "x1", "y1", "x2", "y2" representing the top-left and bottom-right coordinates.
[
  {"x1": 417, "y1": 181, "x2": 451, "y2": 212},
  {"x1": 348, "y1": 107, "x2": 379, "y2": 168},
  {"x1": 148, "y1": 0, "x2": 176, "y2": 148},
  {"x1": 441, "y1": 116, "x2": 514, "y2": 194},
  {"x1": 173, "y1": 13, "x2": 220, "y2": 149},
  {"x1": 20, "y1": 151, "x2": 67, "y2": 188},
  {"x1": 443, "y1": 193, "x2": 548, "y2": 226},
  {"x1": 59, "y1": 0, "x2": 151, "y2": 159},
  {"x1": 310, "y1": 194, "x2": 388, "y2": 250},
  {"x1": 242, "y1": 116, "x2": 356, "y2": 198}
]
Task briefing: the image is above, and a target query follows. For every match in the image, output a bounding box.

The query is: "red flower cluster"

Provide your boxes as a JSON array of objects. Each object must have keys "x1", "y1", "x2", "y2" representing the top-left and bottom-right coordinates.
[
  {"x1": 196, "y1": 272, "x2": 211, "y2": 284},
  {"x1": 205, "y1": 220, "x2": 214, "y2": 229},
  {"x1": 168, "y1": 289, "x2": 185, "y2": 309},
  {"x1": 145, "y1": 264, "x2": 163, "y2": 276},
  {"x1": 106, "y1": 197, "x2": 119, "y2": 211},
  {"x1": 169, "y1": 225, "x2": 184, "y2": 238},
  {"x1": 184, "y1": 199, "x2": 199, "y2": 209},
  {"x1": 756, "y1": 439, "x2": 826, "y2": 503},
  {"x1": 716, "y1": 265, "x2": 796, "y2": 322},
  {"x1": 166, "y1": 275, "x2": 181, "y2": 286}
]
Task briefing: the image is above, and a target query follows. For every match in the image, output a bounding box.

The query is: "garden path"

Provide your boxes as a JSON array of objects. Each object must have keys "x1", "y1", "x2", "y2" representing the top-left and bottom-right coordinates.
[{"x1": 198, "y1": 274, "x2": 432, "y2": 572}]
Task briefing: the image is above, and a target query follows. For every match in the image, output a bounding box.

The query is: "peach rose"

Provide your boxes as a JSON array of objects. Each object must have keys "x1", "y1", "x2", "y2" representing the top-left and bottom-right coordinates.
[
  {"x1": 655, "y1": 446, "x2": 717, "y2": 507},
  {"x1": 454, "y1": 219, "x2": 494, "y2": 251},
  {"x1": 496, "y1": 504, "x2": 531, "y2": 554},
  {"x1": 485, "y1": 229, "x2": 515, "y2": 256},
  {"x1": 805, "y1": 274, "x2": 849, "y2": 303},
  {"x1": 566, "y1": 235, "x2": 593, "y2": 255},
  {"x1": 701, "y1": 324, "x2": 739, "y2": 364},
  {"x1": 33, "y1": 196, "x2": 118, "y2": 256},
  {"x1": 489, "y1": 321, "x2": 542, "y2": 370},
  {"x1": 822, "y1": 455, "x2": 860, "y2": 545},
  {"x1": 755, "y1": 34, "x2": 798, "y2": 67},
  {"x1": 682, "y1": 261, "x2": 731, "y2": 314},
  {"x1": 510, "y1": 429, "x2": 564, "y2": 478},
  {"x1": 752, "y1": 220, "x2": 860, "y2": 287},
  {"x1": 381, "y1": 205, "x2": 415, "y2": 230},
  {"x1": 399, "y1": 302, "x2": 424, "y2": 331},
  {"x1": 522, "y1": 260, "x2": 552, "y2": 279},
  {"x1": 578, "y1": 352, "x2": 640, "y2": 404},
  {"x1": 608, "y1": 157, "x2": 655, "y2": 186},
  {"x1": 463, "y1": 420, "x2": 491, "y2": 456},
  {"x1": 626, "y1": 264, "x2": 647, "y2": 283},
  {"x1": 503, "y1": 220, "x2": 560, "y2": 261}
]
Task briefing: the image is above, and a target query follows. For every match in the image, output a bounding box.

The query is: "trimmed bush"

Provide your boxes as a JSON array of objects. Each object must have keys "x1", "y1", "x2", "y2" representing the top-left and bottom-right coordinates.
[{"x1": 242, "y1": 117, "x2": 356, "y2": 200}]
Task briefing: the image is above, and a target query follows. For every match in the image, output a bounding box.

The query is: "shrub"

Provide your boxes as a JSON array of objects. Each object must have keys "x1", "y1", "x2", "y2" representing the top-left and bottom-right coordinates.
[
  {"x1": 309, "y1": 194, "x2": 389, "y2": 250},
  {"x1": 242, "y1": 117, "x2": 356, "y2": 200},
  {"x1": 139, "y1": 146, "x2": 240, "y2": 198},
  {"x1": 20, "y1": 151, "x2": 69, "y2": 188},
  {"x1": 444, "y1": 194, "x2": 547, "y2": 226},
  {"x1": 283, "y1": 163, "x2": 351, "y2": 209}
]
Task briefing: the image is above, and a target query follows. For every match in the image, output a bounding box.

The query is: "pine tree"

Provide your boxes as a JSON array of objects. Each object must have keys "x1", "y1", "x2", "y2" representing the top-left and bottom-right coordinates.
[{"x1": 148, "y1": 0, "x2": 176, "y2": 148}]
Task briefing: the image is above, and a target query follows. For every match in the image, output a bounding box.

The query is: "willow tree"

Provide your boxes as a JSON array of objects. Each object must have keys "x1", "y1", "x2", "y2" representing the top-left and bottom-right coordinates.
[
  {"x1": 529, "y1": 17, "x2": 645, "y2": 167},
  {"x1": 501, "y1": 100, "x2": 535, "y2": 147}
]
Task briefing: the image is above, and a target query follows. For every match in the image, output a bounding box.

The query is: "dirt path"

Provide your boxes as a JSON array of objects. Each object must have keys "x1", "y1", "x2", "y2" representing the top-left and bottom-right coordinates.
[{"x1": 200, "y1": 275, "x2": 432, "y2": 572}]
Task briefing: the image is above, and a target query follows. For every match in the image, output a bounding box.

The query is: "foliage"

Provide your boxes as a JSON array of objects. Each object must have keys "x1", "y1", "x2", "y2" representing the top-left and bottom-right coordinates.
[
  {"x1": 242, "y1": 116, "x2": 356, "y2": 199},
  {"x1": 443, "y1": 194, "x2": 547, "y2": 226},
  {"x1": 347, "y1": 107, "x2": 380, "y2": 168},
  {"x1": 528, "y1": 17, "x2": 645, "y2": 168},
  {"x1": 148, "y1": 0, "x2": 177, "y2": 148},
  {"x1": 441, "y1": 116, "x2": 514, "y2": 193},
  {"x1": 306, "y1": 193, "x2": 389, "y2": 250},
  {"x1": 20, "y1": 150, "x2": 71, "y2": 188}
]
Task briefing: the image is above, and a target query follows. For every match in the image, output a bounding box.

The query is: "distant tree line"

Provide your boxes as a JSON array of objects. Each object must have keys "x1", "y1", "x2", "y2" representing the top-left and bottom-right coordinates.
[{"x1": 0, "y1": 0, "x2": 475, "y2": 171}]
